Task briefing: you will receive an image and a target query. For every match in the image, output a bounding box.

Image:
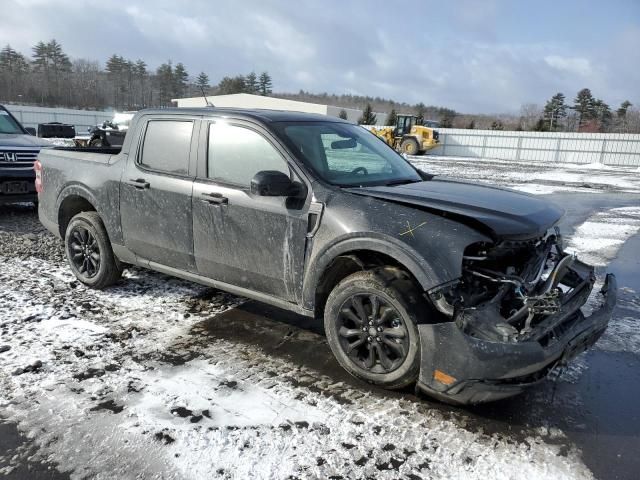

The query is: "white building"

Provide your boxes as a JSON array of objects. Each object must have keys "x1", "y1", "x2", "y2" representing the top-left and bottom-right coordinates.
[{"x1": 172, "y1": 93, "x2": 387, "y2": 125}]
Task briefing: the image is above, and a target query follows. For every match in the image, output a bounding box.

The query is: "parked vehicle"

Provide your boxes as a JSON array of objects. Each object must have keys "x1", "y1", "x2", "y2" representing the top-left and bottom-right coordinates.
[
  {"x1": 0, "y1": 105, "x2": 52, "y2": 204},
  {"x1": 37, "y1": 122, "x2": 76, "y2": 139},
  {"x1": 87, "y1": 112, "x2": 135, "y2": 147},
  {"x1": 36, "y1": 108, "x2": 615, "y2": 404}
]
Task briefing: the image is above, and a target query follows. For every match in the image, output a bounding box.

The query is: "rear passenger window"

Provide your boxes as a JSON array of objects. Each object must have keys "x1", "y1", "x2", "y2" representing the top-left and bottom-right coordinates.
[
  {"x1": 140, "y1": 120, "x2": 193, "y2": 175},
  {"x1": 208, "y1": 123, "x2": 289, "y2": 186}
]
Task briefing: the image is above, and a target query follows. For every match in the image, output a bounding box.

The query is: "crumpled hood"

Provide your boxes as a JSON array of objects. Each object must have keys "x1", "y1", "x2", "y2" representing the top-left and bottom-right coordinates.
[
  {"x1": 0, "y1": 133, "x2": 52, "y2": 148},
  {"x1": 346, "y1": 178, "x2": 564, "y2": 239}
]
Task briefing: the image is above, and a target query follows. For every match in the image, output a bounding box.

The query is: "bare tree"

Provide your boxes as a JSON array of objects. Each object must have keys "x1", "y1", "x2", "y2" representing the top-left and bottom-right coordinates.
[{"x1": 519, "y1": 103, "x2": 542, "y2": 131}]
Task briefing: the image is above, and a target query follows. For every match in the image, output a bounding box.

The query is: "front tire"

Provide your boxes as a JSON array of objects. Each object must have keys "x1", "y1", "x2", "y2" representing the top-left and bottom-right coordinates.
[
  {"x1": 400, "y1": 137, "x2": 420, "y2": 156},
  {"x1": 64, "y1": 211, "x2": 122, "y2": 289},
  {"x1": 324, "y1": 268, "x2": 426, "y2": 389}
]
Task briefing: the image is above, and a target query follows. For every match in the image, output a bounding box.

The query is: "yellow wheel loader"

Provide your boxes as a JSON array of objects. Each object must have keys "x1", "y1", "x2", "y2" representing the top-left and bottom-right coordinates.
[{"x1": 371, "y1": 114, "x2": 439, "y2": 155}]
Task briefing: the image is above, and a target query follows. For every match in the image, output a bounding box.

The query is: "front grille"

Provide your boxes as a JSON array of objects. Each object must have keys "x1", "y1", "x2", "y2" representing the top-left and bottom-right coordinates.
[{"x1": 0, "y1": 149, "x2": 40, "y2": 168}]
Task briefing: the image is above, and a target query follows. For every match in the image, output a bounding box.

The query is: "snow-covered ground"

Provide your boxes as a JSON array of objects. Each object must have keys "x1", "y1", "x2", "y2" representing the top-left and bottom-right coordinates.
[
  {"x1": 410, "y1": 156, "x2": 640, "y2": 195},
  {"x1": 1, "y1": 158, "x2": 639, "y2": 479},
  {"x1": 0, "y1": 248, "x2": 592, "y2": 479}
]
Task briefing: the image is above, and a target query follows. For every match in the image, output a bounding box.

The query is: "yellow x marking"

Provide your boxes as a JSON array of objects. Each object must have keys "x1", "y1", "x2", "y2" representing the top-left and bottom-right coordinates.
[{"x1": 399, "y1": 221, "x2": 427, "y2": 238}]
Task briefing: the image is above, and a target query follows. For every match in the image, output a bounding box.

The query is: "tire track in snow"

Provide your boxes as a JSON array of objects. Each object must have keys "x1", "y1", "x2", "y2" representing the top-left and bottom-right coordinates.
[
  {"x1": 566, "y1": 206, "x2": 640, "y2": 267},
  {"x1": 0, "y1": 254, "x2": 594, "y2": 480}
]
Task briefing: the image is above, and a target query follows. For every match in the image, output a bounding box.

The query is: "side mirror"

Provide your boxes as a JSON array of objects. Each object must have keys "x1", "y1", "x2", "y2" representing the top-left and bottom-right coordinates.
[
  {"x1": 251, "y1": 170, "x2": 302, "y2": 197},
  {"x1": 25, "y1": 127, "x2": 36, "y2": 136}
]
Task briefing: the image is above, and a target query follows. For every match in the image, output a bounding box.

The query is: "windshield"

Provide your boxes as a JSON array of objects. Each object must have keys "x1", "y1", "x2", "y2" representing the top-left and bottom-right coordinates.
[
  {"x1": 273, "y1": 121, "x2": 423, "y2": 187},
  {"x1": 0, "y1": 109, "x2": 26, "y2": 134}
]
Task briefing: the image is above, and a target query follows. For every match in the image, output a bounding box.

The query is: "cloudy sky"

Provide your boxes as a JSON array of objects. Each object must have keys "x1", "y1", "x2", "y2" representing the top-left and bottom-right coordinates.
[{"x1": 2, "y1": 0, "x2": 638, "y2": 113}]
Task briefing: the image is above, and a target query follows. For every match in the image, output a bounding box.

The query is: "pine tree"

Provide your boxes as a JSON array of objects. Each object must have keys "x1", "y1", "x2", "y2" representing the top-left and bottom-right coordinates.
[
  {"x1": 156, "y1": 61, "x2": 174, "y2": 106},
  {"x1": 258, "y1": 71, "x2": 272, "y2": 96},
  {"x1": 31, "y1": 41, "x2": 51, "y2": 102},
  {"x1": 543, "y1": 93, "x2": 567, "y2": 130},
  {"x1": 490, "y1": 120, "x2": 504, "y2": 130},
  {"x1": 0, "y1": 45, "x2": 29, "y2": 74},
  {"x1": 386, "y1": 108, "x2": 397, "y2": 125},
  {"x1": 466, "y1": 119, "x2": 475, "y2": 129},
  {"x1": 134, "y1": 60, "x2": 148, "y2": 107},
  {"x1": 593, "y1": 99, "x2": 612, "y2": 131},
  {"x1": 616, "y1": 100, "x2": 632, "y2": 118},
  {"x1": 31, "y1": 39, "x2": 71, "y2": 104},
  {"x1": 245, "y1": 71, "x2": 259, "y2": 94},
  {"x1": 573, "y1": 88, "x2": 597, "y2": 128},
  {"x1": 358, "y1": 103, "x2": 377, "y2": 125},
  {"x1": 338, "y1": 109, "x2": 348, "y2": 120},
  {"x1": 0, "y1": 45, "x2": 29, "y2": 100},
  {"x1": 47, "y1": 39, "x2": 71, "y2": 74},
  {"x1": 173, "y1": 62, "x2": 189, "y2": 98},
  {"x1": 615, "y1": 100, "x2": 633, "y2": 132},
  {"x1": 31, "y1": 41, "x2": 48, "y2": 71},
  {"x1": 106, "y1": 54, "x2": 126, "y2": 108},
  {"x1": 218, "y1": 75, "x2": 247, "y2": 94}
]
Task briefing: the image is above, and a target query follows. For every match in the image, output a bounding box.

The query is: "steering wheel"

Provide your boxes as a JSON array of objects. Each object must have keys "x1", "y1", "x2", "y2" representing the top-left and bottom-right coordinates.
[{"x1": 351, "y1": 166, "x2": 368, "y2": 175}]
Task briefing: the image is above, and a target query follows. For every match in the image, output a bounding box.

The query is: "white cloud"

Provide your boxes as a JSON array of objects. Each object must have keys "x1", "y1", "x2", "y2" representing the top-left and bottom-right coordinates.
[
  {"x1": 124, "y1": 6, "x2": 209, "y2": 46},
  {"x1": 544, "y1": 55, "x2": 593, "y2": 76},
  {"x1": 250, "y1": 13, "x2": 315, "y2": 63}
]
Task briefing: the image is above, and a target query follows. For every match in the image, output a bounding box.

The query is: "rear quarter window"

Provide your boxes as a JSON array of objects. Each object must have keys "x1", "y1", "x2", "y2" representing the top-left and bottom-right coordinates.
[{"x1": 139, "y1": 120, "x2": 193, "y2": 175}]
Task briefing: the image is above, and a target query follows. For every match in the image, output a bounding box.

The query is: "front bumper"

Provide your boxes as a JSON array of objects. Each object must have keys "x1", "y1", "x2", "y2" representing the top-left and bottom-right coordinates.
[
  {"x1": 0, "y1": 168, "x2": 37, "y2": 204},
  {"x1": 416, "y1": 271, "x2": 616, "y2": 405}
]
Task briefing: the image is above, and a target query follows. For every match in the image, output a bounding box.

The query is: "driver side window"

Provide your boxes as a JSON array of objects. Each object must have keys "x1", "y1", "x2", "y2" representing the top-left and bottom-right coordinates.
[{"x1": 208, "y1": 123, "x2": 289, "y2": 187}]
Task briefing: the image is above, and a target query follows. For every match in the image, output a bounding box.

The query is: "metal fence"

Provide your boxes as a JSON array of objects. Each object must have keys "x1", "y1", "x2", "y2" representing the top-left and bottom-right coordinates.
[
  {"x1": 4, "y1": 104, "x2": 114, "y2": 132},
  {"x1": 429, "y1": 129, "x2": 640, "y2": 167}
]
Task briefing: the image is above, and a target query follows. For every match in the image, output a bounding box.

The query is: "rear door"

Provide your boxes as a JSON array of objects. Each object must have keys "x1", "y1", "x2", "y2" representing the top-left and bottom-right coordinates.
[
  {"x1": 192, "y1": 119, "x2": 309, "y2": 301},
  {"x1": 120, "y1": 117, "x2": 199, "y2": 270}
]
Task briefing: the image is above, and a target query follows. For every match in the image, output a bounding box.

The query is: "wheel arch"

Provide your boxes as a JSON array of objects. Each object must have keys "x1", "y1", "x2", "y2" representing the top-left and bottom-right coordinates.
[
  {"x1": 304, "y1": 236, "x2": 445, "y2": 318},
  {"x1": 56, "y1": 185, "x2": 100, "y2": 238}
]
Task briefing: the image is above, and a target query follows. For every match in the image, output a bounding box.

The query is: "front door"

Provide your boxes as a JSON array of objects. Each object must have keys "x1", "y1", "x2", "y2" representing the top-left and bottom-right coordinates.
[
  {"x1": 192, "y1": 120, "x2": 309, "y2": 301},
  {"x1": 120, "y1": 118, "x2": 198, "y2": 270}
]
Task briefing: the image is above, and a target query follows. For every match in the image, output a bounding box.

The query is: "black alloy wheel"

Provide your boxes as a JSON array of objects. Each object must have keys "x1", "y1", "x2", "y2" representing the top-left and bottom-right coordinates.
[
  {"x1": 64, "y1": 211, "x2": 122, "y2": 289},
  {"x1": 337, "y1": 293, "x2": 410, "y2": 374},
  {"x1": 68, "y1": 226, "x2": 101, "y2": 278},
  {"x1": 324, "y1": 268, "x2": 424, "y2": 389}
]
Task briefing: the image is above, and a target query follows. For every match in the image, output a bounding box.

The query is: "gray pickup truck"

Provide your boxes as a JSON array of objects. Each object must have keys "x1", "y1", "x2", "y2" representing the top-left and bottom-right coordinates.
[
  {"x1": 36, "y1": 108, "x2": 616, "y2": 404},
  {"x1": 0, "y1": 105, "x2": 52, "y2": 204}
]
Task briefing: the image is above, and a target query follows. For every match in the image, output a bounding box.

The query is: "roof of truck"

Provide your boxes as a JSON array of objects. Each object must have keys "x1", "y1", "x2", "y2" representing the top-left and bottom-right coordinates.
[{"x1": 137, "y1": 107, "x2": 351, "y2": 124}]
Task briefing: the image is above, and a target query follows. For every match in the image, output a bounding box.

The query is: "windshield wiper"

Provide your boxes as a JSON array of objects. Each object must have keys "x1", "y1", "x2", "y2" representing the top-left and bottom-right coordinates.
[{"x1": 384, "y1": 178, "x2": 422, "y2": 187}]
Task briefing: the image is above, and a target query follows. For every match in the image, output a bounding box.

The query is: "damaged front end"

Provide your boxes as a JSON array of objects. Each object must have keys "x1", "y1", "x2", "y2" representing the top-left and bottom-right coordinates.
[{"x1": 417, "y1": 227, "x2": 616, "y2": 405}]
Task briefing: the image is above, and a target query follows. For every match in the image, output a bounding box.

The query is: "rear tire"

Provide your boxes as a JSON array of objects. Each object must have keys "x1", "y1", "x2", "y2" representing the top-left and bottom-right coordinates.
[
  {"x1": 64, "y1": 211, "x2": 122, "y2": 289},
  {"x1": 324, "y1": 267, "x2": 426, "y2": 389},
  {"x1": 400, "y1": 137, "x2": 420, "y2": 156}
]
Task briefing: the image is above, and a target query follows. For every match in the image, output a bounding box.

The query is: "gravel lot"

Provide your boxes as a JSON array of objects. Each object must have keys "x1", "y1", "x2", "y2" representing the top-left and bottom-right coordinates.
[{"x1": 1, "y1": 158, "x2": 639, "y2": 479}]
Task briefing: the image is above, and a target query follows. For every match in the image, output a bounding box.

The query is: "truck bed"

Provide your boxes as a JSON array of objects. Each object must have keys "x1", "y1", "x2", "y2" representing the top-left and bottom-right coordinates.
[{"x1": 42, "y1": 147, "x2": 121, "y2": 164}]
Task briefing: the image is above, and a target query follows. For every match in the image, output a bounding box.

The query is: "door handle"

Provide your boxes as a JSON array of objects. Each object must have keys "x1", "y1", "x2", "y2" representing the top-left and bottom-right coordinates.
[
  {"x1": 125, "y1": 178, "x2": 150, "y2": 189},
  {"x1": 200, "y1": 192, "x2": 228, "y2": 205}
]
